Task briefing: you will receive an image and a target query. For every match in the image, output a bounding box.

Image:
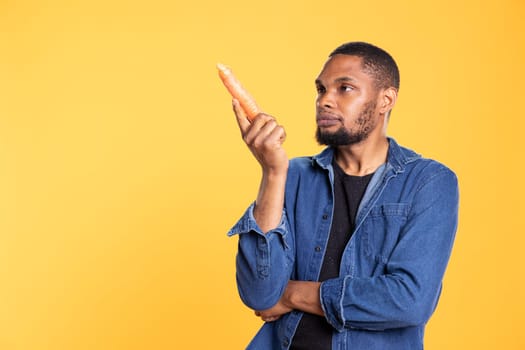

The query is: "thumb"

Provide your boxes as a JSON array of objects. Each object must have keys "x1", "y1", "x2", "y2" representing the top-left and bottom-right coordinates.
[{"x1": 232, "y1": 99, "x2": 251, "y2": 133}]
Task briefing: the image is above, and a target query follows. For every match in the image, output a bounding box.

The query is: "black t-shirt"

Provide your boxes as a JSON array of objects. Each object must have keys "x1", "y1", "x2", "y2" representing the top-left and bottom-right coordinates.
[{"x1": 290, "y1": 160, "x2": 374, "y2": 350}]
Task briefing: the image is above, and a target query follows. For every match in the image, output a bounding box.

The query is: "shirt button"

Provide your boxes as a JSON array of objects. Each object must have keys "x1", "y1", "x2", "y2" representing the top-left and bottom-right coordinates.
[
  {"x1": 322, "y1": 214, "x2": 328, "y2": 220},
  {"x1": 283, "y1": 339, "x2": 290, "y2": 347},
  {"x1": 315, "y1": 246, "x2": 322, "y2": 252}
]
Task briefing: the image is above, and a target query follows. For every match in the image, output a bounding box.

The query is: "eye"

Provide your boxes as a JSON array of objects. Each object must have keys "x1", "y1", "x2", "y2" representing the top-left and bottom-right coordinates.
[
  {"x1": 340, "y1": 85, "x2": 354, "y2": 92},
  {"x1": 316, "y1": 84, "x2": 326, "y2": 94}
]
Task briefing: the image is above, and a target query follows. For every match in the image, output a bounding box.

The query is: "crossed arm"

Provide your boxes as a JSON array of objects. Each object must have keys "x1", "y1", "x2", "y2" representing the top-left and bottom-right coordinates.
[{"x1": 254, "y1": 280, "x2": 324, "y2": 322}]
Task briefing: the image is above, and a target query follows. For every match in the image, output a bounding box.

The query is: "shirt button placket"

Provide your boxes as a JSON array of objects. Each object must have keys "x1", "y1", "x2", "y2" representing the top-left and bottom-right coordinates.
[{"x1": 315, "y1": 213, "x2": 329, "y2": 253}]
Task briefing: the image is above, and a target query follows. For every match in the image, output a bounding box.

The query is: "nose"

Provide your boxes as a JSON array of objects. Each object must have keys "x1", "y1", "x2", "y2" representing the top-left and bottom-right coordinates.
[{"x1": 317, "y1": 91, "x2": 335, "y2": 109}]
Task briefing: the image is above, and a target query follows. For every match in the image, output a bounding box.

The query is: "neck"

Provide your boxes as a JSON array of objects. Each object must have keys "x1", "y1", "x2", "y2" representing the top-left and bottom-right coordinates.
[{"x1": 334, "y1": 136, "x2": 389, "y2": 176}]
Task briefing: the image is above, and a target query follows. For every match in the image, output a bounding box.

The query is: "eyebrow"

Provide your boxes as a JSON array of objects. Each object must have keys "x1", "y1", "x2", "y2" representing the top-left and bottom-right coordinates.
[{"x1": 315, "y1": 76, "x2": 358, "y2": 85}]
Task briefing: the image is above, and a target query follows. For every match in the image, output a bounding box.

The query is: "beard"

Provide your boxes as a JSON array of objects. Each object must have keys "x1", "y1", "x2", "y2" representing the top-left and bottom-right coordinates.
[{"x1": 316, "y1": 100, "x2": 377, "y2": 146}]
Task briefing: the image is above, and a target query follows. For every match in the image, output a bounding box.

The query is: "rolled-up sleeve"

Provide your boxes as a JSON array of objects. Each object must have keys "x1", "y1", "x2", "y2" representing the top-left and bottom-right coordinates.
[{"x1": 228, "y1": 202, "x2": 295, "y2": 310}]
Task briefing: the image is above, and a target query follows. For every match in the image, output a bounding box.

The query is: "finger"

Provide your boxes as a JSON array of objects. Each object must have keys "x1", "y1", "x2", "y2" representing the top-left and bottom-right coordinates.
[
  {"x1": 248, "y1": 118, "x2": 279, "y2": 147},
  {"x1": 251, "y1": 123, "x2": 286, "y2": 149},
  {"x1": 242, "y1": 114, "x2": 275, "y2": 145},
  {"x1": 263, "y1": 316, "x2": 280, "y2": 322},
  {"x1": 232, "y1": 99, "x2": 251, "y2": 133},
  {"x1": 266, "y1": 125, "x2": 286, "y2": 144}
]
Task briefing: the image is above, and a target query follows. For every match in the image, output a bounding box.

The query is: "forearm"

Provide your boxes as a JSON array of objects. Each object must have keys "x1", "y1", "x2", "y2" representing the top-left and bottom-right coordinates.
[
  {"x1": 255, "y1": 280, "x2": 324, "y2": 322},
  {"x1": 254, "y1": 169, "x2": 288, "y2": 233},
  {"x1": 229, "y1": 101, "x2": 293, "y2": 310},
  {"x1": 284, "y1": 280, "x2": 324, "y2": 316}
]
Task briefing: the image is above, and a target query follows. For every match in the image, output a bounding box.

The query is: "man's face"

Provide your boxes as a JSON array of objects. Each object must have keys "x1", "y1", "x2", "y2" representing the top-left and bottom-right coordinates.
[{"x1": 315, "y1": 54, "x2": 382, "y2": 146}]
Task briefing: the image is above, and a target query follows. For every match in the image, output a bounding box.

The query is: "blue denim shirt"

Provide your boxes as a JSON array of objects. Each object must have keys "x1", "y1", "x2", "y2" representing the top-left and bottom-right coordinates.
[{"x1": 228, "y1": 138, "x2": 459, "y2": 350}]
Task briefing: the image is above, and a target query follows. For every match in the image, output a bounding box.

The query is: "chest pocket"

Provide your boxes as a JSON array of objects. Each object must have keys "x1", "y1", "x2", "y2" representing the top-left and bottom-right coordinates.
[{"x1": 362, "y1": 203, "x2": 410, "y2": 264}]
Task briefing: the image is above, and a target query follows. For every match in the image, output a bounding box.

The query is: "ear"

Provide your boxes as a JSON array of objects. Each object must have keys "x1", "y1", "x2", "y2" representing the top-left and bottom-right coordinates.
[{"x1": 379, "y1": 87, "x2": 398, "y2": 115}]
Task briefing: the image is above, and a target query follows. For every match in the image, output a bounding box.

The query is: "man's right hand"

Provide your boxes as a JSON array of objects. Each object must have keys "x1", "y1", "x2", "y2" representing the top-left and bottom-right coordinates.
[{"x1": 232, "y1": 99, "x2": 289, "y2": 175}]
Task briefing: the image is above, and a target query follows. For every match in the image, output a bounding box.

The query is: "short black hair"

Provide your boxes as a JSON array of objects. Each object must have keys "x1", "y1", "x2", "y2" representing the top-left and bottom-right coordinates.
[{"x1": 330, "y1": 42, "x2": 400, "y2": 91}]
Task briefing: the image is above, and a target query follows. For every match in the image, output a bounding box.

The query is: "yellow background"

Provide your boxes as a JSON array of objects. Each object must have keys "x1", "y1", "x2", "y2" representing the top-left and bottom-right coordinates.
[{"x1": 1, "y1": 0, "x2": 524, "y2": 349}]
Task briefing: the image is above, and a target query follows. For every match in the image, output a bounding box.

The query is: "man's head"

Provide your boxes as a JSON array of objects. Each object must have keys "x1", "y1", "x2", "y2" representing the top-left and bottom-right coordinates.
[
  {"x1": 315, "y1": 42, "x2": 399, "y2": 147},
  {"x1": 329, "y1": 42, "x2": 400, "y2": 91}
]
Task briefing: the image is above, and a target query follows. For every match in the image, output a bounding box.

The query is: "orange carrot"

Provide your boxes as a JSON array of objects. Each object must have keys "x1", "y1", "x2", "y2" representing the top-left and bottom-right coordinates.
[{"x1": 217, "y1": 63, "x2": 261, "y2": 121}]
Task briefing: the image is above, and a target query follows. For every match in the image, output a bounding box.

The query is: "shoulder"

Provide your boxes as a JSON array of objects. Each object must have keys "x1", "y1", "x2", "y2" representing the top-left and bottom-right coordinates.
[
  {"x1": 390, "y1": 139, "x2": 457, "y2": 183},
  {"x1": 386, "y1": 139, "x2": 458, "y2": 197},
  {"x1": 415, "y1": 157, "x2": 458, "y2": 190},
  {"x1": 400, "y1": 152, "x2": 458, "y2": 193}
]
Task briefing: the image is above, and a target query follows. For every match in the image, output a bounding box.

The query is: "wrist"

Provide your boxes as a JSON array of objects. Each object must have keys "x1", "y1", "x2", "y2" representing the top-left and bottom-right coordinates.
[
  {"x1": 261, "y1": 168, "x2": 288, "y2": 187},
  {"x1": 262, "y1": 164, "x2": 289, "y2": 178}
]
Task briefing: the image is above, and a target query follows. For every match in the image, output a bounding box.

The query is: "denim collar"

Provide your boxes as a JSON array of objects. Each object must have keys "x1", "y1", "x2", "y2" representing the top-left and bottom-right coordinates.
[{"x1": 311, "y1": 137, "x2": 421, "y2": 174}]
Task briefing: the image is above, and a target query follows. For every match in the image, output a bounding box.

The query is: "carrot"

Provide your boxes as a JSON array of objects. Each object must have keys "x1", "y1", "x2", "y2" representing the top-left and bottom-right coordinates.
[{"x1": 217, "y1": 63, "x2": 261, "y2": 121}]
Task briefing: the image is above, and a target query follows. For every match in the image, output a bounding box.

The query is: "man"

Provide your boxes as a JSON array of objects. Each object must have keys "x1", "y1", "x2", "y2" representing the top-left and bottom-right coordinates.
[{"x1": 227, "y1": 42, "x2": 459, "y2": 349}]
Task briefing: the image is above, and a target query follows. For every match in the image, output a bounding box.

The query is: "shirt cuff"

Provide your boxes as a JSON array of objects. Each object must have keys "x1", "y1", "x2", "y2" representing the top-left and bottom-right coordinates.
[
  {"x1": 320, "y1": 277, "x2": 349, "y2": 332},
  {"x1": 227, "y1": 202, "x2": 288, "y2": 240}
]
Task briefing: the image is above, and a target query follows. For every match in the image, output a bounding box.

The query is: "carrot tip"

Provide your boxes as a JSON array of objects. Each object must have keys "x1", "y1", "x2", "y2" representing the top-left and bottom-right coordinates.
[{"x1": 216, "y1": 63, "x2": 230, "y2": 73}]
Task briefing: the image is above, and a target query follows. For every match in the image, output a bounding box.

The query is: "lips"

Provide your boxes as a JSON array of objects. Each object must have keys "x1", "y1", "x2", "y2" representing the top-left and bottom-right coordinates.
[{"x1": 316, "y1": 110, "x2": 341, "y2": 127}]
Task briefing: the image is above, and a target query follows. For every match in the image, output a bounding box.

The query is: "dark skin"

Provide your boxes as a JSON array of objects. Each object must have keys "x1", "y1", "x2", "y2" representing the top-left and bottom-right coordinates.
[{"x1": 232, "y1": 54, "x2": 398, "y2": 322}]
